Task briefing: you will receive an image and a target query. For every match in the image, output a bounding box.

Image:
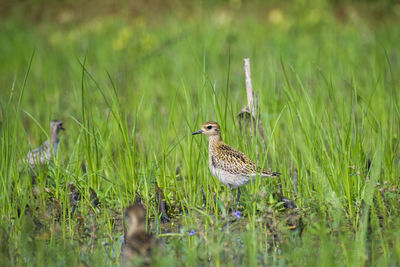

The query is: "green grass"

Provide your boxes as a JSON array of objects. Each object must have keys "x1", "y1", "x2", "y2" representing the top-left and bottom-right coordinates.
[{"x1": 1, "y1": 2, "x2": 400, "y2": 266}]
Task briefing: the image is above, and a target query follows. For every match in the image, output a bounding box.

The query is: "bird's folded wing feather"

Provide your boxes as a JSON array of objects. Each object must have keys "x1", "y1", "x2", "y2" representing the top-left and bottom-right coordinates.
[
  {"x1": 215, "y1": 144, "x2": 258, "y2": 175},
  {"x1": 25, "y1": 140, "x2": 50, "y2": 165}
]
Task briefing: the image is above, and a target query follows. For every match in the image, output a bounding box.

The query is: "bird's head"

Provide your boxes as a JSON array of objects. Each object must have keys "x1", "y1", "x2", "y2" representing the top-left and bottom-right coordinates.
[
  {"x1": 50, "y1": 120, "x2": 64, "y2": 134},
  {"x1": 192, "y1": 121, "x2": 221, "y2": 137}
]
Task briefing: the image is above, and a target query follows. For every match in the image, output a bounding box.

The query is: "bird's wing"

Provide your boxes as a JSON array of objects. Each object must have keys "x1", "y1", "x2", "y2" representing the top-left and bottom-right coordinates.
[
  {"x1": 216, "y1": 143, "x2": 279, "y2": 177},
  {"x1": 214, "y1": 143, "x2": 258, "y2": 175},
  {"x1": 25, "y1": 140, "x2": 50, "y2": 165}
]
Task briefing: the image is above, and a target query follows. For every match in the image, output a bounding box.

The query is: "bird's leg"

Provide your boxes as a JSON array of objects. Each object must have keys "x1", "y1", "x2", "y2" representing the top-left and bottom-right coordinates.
[
  {"x1": 228, "y1": 185, "x2": 235, "y2": 213},
  {"x1": 236, "y1": 188, "x2": 241, "y2": 208}
]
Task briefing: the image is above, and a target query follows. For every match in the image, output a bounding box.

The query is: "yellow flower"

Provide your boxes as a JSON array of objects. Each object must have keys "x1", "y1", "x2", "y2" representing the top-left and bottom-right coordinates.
[
  {"x1": 268, "y1": 9, "x2": 284, "y2": 25},
  {"x1": 112, "y1": 27, "x2": 132, "y2": 51}
]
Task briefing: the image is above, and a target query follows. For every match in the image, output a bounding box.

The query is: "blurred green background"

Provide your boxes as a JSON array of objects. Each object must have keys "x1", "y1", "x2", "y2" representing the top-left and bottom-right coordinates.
[{"x1": 1, "y1": 0, "x2": 400, "y2": 266}]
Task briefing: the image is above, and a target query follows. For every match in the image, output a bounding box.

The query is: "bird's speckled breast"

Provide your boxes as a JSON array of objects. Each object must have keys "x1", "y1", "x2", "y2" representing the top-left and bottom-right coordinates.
[{"x1": 209, "y1": 154, "x2": 250, "y2": 188}]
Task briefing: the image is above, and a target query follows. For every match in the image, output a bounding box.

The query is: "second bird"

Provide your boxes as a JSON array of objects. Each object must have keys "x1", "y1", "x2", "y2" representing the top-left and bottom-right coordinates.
[
  {"x1": 22, "y1": 120, "x2": 64, "y2": 174},
  {"x1": 192, "y1": 121, "x2": 280, "y2": 212}
]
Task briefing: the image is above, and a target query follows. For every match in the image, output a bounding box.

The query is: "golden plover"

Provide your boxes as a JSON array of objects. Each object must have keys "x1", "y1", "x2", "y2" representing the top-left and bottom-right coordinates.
[
  {"x1": 192, "y1": 121, "x2": 279, "y2": 211},
  {"x1": 21, "y1": 120, "x2": 64, "y2": 173},
  {"x1": 121, "y1": 204, "x2": 157, "y2": 265}
]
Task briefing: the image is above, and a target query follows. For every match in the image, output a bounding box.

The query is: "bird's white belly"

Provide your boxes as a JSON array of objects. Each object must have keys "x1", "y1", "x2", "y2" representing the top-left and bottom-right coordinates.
[{"x1": 209, "y1": 164, "x2": 250, "y2": 188}]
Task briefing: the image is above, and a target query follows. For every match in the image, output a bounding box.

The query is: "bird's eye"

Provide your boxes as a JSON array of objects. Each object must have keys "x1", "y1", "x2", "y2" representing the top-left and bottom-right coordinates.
[{"x1": 206, "y1": 125, "x2": 212, "y2": 129}]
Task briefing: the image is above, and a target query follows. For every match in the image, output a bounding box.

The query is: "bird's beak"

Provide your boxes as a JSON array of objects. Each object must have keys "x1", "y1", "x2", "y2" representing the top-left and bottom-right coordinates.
[
  {"x1": 192, "y1": 129, "x2": 203, "y2": 135},
  {"x1": 60, "y1": 125, "x2": 65, "y2": 130}
]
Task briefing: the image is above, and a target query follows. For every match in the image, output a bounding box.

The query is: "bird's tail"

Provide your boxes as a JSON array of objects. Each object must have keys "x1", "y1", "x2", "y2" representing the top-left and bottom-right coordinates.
[{"x1": 262, "y1": 170, "x2": 280, "y2": 177}]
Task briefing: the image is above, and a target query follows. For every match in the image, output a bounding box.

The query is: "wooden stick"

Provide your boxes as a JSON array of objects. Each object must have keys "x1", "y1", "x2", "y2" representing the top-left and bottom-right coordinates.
[
  {"x1": 244, "y1": 58, "x2": 255, "y2": 117},
  {"x1": 241, "y1": 58, "x2": 266, "y2": 150}
]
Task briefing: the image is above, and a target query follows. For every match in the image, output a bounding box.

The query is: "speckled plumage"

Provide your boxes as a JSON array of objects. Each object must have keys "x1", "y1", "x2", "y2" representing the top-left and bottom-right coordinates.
[
  {"x1": 193, "y1": 121, "x2": 279, "y2": 211},
  {"x1": 193, "y1": 121, "x2": 279, "y2": 188},
  {"x1": 20, "y1": 120, "x2": 64, "y2": 172}
]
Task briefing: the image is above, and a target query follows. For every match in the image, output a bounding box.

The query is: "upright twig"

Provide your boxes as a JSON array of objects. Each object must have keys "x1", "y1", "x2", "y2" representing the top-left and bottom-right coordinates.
[
  {"x1": 244, "y1": 58, "x2": 256, "y2": 118},
  {"x1": 238, "y1": 58, "x2": 266, "y2": 152},
  {"x1": 239, "y1": 59, "x2": 297, "y2": 209}
]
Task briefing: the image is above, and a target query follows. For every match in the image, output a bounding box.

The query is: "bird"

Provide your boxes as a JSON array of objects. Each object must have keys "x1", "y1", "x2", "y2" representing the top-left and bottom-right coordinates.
[
  {"x1": 20, "y1": 120, "x2": 64, "y2": 175},
  {"x1": 192, "y1": 121, "x2": 280, "y2": 212},
  {"x1": 121, "y1": 204, "x2": 158, "y2": 265}
]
